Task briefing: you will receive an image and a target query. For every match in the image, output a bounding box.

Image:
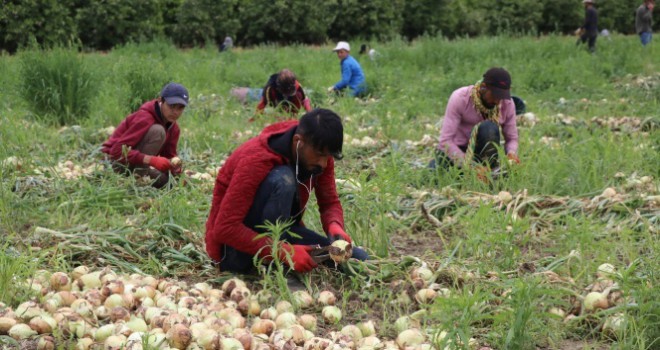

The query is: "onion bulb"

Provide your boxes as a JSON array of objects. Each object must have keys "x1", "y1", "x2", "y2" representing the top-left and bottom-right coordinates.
[
  {"x1": 602, "y1": 313, "x2": 626, "y2": 336},
  {"x1": 104, "y1": 335, "x2": 126, "y2": 350},
  {"x1": 340, "y1": 325, "x2": 363, "y2": 341},
  {"x1": 292, "y1": 291, "x2": 314, "y2": 309},
  {"x1": 0, "y1": 317, "x2": 18, "y2": 335},
  {"x1": 328, "y1": 240, "x2": 353, "y2": 264},
  {"x1": 298, "y1": 314, "x2": 317, "y2": 332},
  {"x1": 584, "y1": 292, "x2": 609, "y2": 311},
  {"x1": 29, "y1": 315, "x2": 57, "y2": 334},
  {"x1": 357, "y1": 320, "x2": 376, "y2": 337},
  {"x1": 260, "y1": 307, "x2": 278, "y2": 320},
  {"x1": 196, "y1": 329, "x2": 219, "y2": 350},
  {"x1": 94, "y1": 324, "x2": 116, "y2": 342},
  {"x1": 221, "y1": 278, "x2": 246, "y2": 297},
  {"x1": 275, "y1": 300, "x2": 293, "y2": 314},
  {"x1": 9, "y1": 323, "x2": 38, "y2": 340},
  {"x1": 49, "y1": 272, "x2": 71, "y2": 292},
  {"x1": 251, "y1": 318, "x2": 276, "y2": 335},
  {"x1": 37, "y1": 335, "x2": 56, "y2": 350},
  {"x1": 167, "y1": 323, "x2": 192, "y2": 350},
  {"x1": 78, "y1": 272, "x2": 102, "y2": 290},
  {"x1": 396, "y1": 329, "x2": 425, "y2": 348},
  {"x1": 71, "y1": 266, "x2": 90, "y2": 281},
  {"x1": 275, "y1": 312, "x2": 297, "y2": 329},
  {"x1": 596, "y1": 263, "x2": 616, "y2": 279},
  {"x1": 321, "y1": 306, "x2": 342, "y2": 324},
  {"x1": 219, "y1": 337, "x2": 244, "y2": 350},
  {"x1": 171, "y1": 157, "x2": 182, "y2": 167},
  {"x1": 317, "y1": 291, "x2": 336, "y2": 306},
  {"x1": 415, "y1": 289, "x2": 437, "y2": 304}
]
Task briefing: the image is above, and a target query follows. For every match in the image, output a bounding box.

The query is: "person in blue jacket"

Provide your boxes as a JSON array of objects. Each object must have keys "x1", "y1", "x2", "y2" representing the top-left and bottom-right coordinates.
[{"x1": 328, "y1": 41, "x2": 366, "y2": 97}]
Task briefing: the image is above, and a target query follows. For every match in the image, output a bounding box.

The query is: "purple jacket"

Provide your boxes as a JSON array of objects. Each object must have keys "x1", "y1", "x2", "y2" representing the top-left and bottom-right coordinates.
[{"x1": 438, "y1": 86, "x2": 518, "y2": 161}]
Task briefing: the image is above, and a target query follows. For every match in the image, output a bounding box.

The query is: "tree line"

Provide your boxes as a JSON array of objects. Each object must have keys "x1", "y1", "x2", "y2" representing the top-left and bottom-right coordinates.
[{"x1": 0, "y1": 0, "x2": 646, "y2": 53}]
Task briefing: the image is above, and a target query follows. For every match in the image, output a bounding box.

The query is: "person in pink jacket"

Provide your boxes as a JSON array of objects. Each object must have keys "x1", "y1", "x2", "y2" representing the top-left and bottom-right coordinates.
[
  {"x1": 102, "y1": 83, "x2": 188, "y2": 188},
  {"x1": 432, "y1": 68, "x2": 520, "y2": 179}
]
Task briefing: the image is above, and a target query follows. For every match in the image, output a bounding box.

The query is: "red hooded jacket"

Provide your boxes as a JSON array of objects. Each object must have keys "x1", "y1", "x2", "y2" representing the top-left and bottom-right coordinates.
[
  {"x1": 101, "y1": 100, "x2": 180, "y2": 165},
  {"x1": 205, "y1": 120, "x2": 344, "y2": 263}
]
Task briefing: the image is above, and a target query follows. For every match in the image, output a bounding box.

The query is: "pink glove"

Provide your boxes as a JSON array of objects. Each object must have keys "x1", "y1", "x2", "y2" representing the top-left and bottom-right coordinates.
[
  {"x1": 328, "y1": 222, "x2": 352, "y2": 243},
  {"x1": 148, "y1": 156, "x2": 171, "y2": 172}
]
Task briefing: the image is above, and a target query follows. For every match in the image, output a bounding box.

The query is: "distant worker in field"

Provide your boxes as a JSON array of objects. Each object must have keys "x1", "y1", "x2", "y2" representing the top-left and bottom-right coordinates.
[
  {"x1": 577, "y1": 0, "x2": 599, "y2": 53},
  {"x1": 328, "y1": 41, "x2": 367, "y2": 97},
  {"x1": 636, "y1": 0, "x2": 654, "y2": 46},
  {"x1": 205, "y1": 109, "x2": 368, "y2": 273},
  {"x1": 220, "y1": 36, "x2": 233, "y2": 52},
  {"x1": 359, "y1": 43, "x2": 379, "y2": 61},
  {"x1": 102, "y1": 83, "x2": 188, "y2": 188},
  {"x1": 256, "y1": 69, "x2": 312, "y2": 116},
  {"x1": 432, "y1": 68, "x2": 520, "y2": 180}
]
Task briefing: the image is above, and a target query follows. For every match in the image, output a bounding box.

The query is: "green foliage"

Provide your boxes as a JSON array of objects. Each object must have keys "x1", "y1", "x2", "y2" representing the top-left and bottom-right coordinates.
[
  {"x1": 238, "y1": 0, "x2": 338, "y2": 45},
  {"x1": 118, "y1": 57, "x2": 171, "y2": 112},
  {"x1": 329, "y1": 0, "x2": 404, "y2": 41},
  {"x1": 19, "y1": 47, "x2": 99, "y2": 125},
  {"x1": 173, "y1": 0, "x2": 240, "y2": 47},
  {"x1": 484, "y1": 0, "x2": 544, "y2": 35},
  {"x1": 540, "y1": 0, "x2": 583, "y2": 34},
  {"x1": 0, "y1": 0, "x2": 77, "y2": 53},
  {"x1": 597, "y1": 0, "x2": 641, "y2": 34},
  {"x1": 0, "y1": 243, "x2": 38, "y2": 307},
  {"x1": 75, "y1": 0, "x2": 165, "y2": 50}
]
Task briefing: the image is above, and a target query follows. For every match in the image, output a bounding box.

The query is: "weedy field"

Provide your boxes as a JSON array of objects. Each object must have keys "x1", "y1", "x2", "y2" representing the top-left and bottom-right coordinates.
[{"x1": 0, "y1": 35, "x2": 658, "y2": 350}]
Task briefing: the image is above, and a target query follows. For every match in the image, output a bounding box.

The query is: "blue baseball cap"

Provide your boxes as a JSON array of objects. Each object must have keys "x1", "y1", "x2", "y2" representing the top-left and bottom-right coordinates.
[{"x1": 160, "y1": 83, "x2": 189, "y2": 106}]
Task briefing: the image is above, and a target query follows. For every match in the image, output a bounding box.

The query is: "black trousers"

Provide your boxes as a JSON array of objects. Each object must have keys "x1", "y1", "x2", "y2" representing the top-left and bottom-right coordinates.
[
  {"x1": 219, "y1": 165, "x2": 368, "y2": 273},
  {"x1": 429, "y1": 120, "x2": 501, "y2": 169}
]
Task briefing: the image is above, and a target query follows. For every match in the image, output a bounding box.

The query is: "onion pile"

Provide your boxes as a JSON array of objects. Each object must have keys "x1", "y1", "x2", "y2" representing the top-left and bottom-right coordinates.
[{"x1": 0, "y1": 267, "x2": 451, "y2": 350}]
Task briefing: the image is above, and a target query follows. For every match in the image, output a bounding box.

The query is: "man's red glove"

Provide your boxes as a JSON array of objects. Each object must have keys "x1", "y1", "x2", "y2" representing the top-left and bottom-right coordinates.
[
  {"x1": 280, "y1": 244, "x2": 317, "y2": 272},
  {"x1": 149, "y1": 156, "x2": 172, "y2": 172},
  {"x1": 328, "y1": 222, "x2": 352, "y2": 243},
  {"x1": 507, "y1": 153, "x2": 520, "y2": 165}
]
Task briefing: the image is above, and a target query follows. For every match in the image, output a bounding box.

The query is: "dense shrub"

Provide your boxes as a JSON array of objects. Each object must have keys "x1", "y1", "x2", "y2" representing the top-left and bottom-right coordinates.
[
  {"x1": 328, "y1": 0, "x2": 404, "y2": 41},
  {"x1": 0, "y1": 0, "x2": 77, "y2": 53},
  {"x1": 19, "y1": 47, "x2": 98, "y2": 125},
  {"x1": 0, "y1": 0, "x2": 650, "y2": 51},
  {"x1": 238, "y1": 0, "x2": 338, "y2": 45},
  {"x1": 75, "y1": 0, "x2": 165, "y2": 51}
]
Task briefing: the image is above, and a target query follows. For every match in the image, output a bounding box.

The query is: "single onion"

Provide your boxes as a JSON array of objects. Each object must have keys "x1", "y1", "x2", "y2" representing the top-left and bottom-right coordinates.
[
  {"x1": 584, "y1": 292, "x2": 609, "y2": 311},
  {"x1": 298, "y1": 314, "x2": 317, "y2": 332},
  {"x1": 49, "y1": 272, "x2": 71, "y2": 292},
  {"x1": 29, "y1": 315, "x2": 57, "y2": 334},
  {"x1": 321, "y1": 306, "x2": 342, "y2": 324},
  {"x1": 394, "y1": 316, "x2": 420, "y2": 333},
  {"x1": 292, "y1": 291, "x2": 314, "y2": 309},
  {"x1": 37, "y1": 335, "x2": 56, "y2": 350},
  {"x1": 0, "y1": 317, "x2": 18, "y2": 335},
  {"x1": 415, "y1": 289, "x2": 437, "y2": 304},
  {"x1": 109, "y1": 307, "x2": 131, "y2": 322},
  {"x1": 340, "y1": 325, "x2": 363, "y2": 341},
  {"x1": 125, "y1": 317, "x2": 148, "y2": 333},
  {"x1": 411, "y1": 266, "x2": 434, "y2": 284},
  {"x1": 71, "y1": 266, "x2": 90, "y2": 281},
  {"x1": 16, "y1": 301, "x2": 42, "y2": 321},
  {"x1": 359, "y1": 336, "x2": 381, "y2": 347},
  {"x1": 76, "y1": 337, "x2": 94, "y2": 350},
  {"x1": 94, "y1": 324, "x2": 116, "y2": 341},
  {"x1": 497, "y1": 191, "x2": 513, "y2": 203},
  {"x1": 396, "y1": 329, "x2": 425, "y2": 349},
  {"x1": 104, "y1": 335, "x2": 126, "y2": 350},
  {"x1": 357, "y1": 320, "x2": 376, "y2": 337},
  {"x1": 219, "y1": 337, "x2": 244, "y2": 350},
  {"x1": 78, "y1": 272, "x2": 102, "y2": 290},
  {"x1": 259, "y1": 307, "x2": 278, "y2": 320},
  {"x1": 275, "y1": 312, "x2": 297, "y2": 329},
  {"x1": 328, "y1": 240, "x2": 353, "y2": 264},
  {"x1": 602, "y1": 313, "x2": 626, "y2": 336},
  {"x1": 9, "y1": 323, "x2": 38, "y2": 340},
  {"x1": 251, "y1": 319, "x2": 276, "y2": 335},
  {"x1": 229, "y1": 286, "x2": 251, "y2": 303},
  {"x1": 196, "y1": 329, "x2": 219, "y2": 350},
  {"x1": 167, "y1": 323, "x2": 192, "y2": 350},
  {"x1": 221, "y1": 278, "x2": 247, "y2": 297},
  {"x1": 596, "y1": 263, "x2": 616, "y2": 279},
  {"x1": 601, "y1": 187, "x2": 617, "y2": 198},
  {"x1": 275, "y1": 300, "x2": 293, "y2": 314},
  {"x1": 233, "y1": 328, "x2": 253, "y2": 349},
  {"x1": 104, "y1": 294, "x2": 125, "y2": 309},
  {"x1": 317, "y1": 291, "x2": 336, "y2": 306}
]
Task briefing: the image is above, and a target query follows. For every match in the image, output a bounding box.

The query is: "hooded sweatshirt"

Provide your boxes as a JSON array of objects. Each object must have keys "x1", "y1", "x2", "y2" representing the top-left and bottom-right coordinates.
[
  {"x1": 102, "y1": 100, "x2": 179, "y2": 164},
  {"x1": 205, "y1": 120, "x2": 344, "y2": 263}
]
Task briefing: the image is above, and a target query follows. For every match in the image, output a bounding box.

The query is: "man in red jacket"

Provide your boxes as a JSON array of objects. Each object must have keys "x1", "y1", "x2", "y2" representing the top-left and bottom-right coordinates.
[
  {"x1": 205, "y1": 109, "x2": 368, "y2": 273},
  {"x1": 102, "y1": 83, "x2": 188, "y2": 188}
]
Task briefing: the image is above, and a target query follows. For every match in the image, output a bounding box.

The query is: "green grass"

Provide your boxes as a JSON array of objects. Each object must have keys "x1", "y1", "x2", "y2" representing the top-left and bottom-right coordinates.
[{"x1": 0, "y1": 34, "x2": 658, "y2": 348}]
